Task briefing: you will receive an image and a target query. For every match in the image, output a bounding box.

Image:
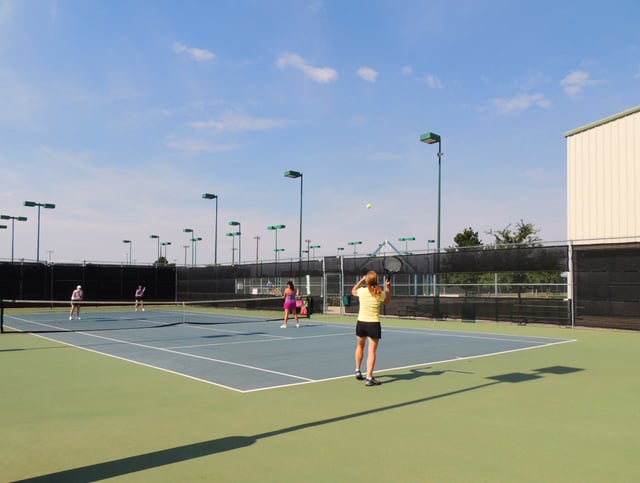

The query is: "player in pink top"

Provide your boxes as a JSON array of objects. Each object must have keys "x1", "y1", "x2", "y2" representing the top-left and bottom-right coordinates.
[{"x1": 281, "y1": 280, "x2": 300, "y2": 328}]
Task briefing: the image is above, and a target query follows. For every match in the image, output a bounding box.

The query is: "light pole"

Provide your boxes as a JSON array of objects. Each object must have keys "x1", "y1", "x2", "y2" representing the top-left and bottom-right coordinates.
[
  {"x1": 426, "y1": 239, "x2": 436, "y2": 296},
  {"x1": 122, "y1": 240, "x2": 132, "y2": 265},
  {"x1": 267, "y1": 225, "x2": 286, "y2": 261},
  {"x1": 420, "y1": 132, "x2": 442, "y2": 254},
  {"x1": 228, "y1": 221, "x2": 241, "y2": 264},
  {"x1": 161, "y1": 241, "x2": 171, "y2": 262},
  {"x1": 274, "y1": 248, "x2": 285, "y2": 263},
  {"x1": 183, "y1": 245, "x2": 190, "y2": 267},
  {"x1": 226, "y1": 231, "x2": 240, "y2": 264},
  {"x1": 267, "y1": 224, "x2": 286, "y2": 284},
  {"x1": 150, "y1": 234, "x2": 160, "y2": 262},
  {"x1": 420, "y1": 131, "x2": 443, "y2": 316},
  {"x1": 348, "y1": 240, "x2": 362, "y2": 256},
  {"x1": 284, "y1": 170, "x2": 303, "y2": 277},
  {"x1": 1, "y1": 215, "x2": 28, "y2": 262},
  {"x1": 202, "y1": 193, "x2": 219, "y2": 265},
  {"x1": 0, "y1": 225, "x2": 6, "y2": 258},
  {"x1": 254, "y1": 235, "x2": 260, "y2": 263},
  {"x1": 398, "y1": 236, "x2": 416, "y2": 255},
  {"x1": 191, "y1": 237, "x2": 202, "y2": 266},
  {"x1": 183, "y1": 228, "x2": 195, "y2": 266},
  {"x1": 23, "y1": 201, "x2": 55, "y2": 262},
  {"x1": 310, "y1": 244, "x2": 320, "y2": 258},
  {"x1": 305, "y1": 239, "x2": 311, "y2": 267}
]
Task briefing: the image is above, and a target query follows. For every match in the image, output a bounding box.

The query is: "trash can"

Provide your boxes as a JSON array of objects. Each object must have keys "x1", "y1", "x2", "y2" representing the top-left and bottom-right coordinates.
[
  {"x1": 343, "y1": 295, "x2": 351, "y2": 306},
  {"x1": 461, "y1": 303, "x2": 476, "y2": 322}
]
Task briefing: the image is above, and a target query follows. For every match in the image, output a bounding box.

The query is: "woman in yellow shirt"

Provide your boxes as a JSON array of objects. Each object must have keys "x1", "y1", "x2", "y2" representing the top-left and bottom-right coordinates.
[{"x1": 351, "y1": 271, "x2": 391, "y2": 386}]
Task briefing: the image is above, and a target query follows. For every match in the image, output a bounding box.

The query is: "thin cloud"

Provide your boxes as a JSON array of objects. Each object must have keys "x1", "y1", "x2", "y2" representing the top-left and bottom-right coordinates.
[
  {"x1": 164, "y1": 136, "x2": 238, "y2": 154},
  {"x1": 276, "y1": 52, "x2": 338, "y2": 83},
  {"x1": 307, "y1": 1, "x2": 325, "y2": 14},
  {"x1": 357, "y1": 67, "x2": 378, "y2": 83},
  {"x1": 173, "y1": 42, "x2": 216, "y2": 62},
  {"x1": 424, "y1": 74, "x2": 444, "y2": 89},
  {"x1": 560, "y1": 70, "x2": 600, "y2": 97},
  {"x1": 489, "y1": 93, "x2": 552, "y2": 114},
  {"x1": 402, "y1": 66, "x2": 414, "y2": 76},
  {"x1": 191, "y1": 113, "x2": 292, "y2": 132},
  {"x1": 0, "y1": 0, "x2": 15, "y2": 25}
]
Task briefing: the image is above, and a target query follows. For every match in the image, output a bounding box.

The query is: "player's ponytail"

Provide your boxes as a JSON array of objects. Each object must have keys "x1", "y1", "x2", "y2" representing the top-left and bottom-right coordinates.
[{"x1": 365, "y1": 271, "x2": 383, "y2": 296}]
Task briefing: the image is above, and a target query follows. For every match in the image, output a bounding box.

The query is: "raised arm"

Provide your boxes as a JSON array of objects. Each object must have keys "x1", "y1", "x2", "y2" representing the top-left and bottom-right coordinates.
[
  {"x1": 383, "y1": 278, "x2": 391, "y2": 304},
  {"x1": 352, "y1": 277, "x2": 366, "y2": 296}
]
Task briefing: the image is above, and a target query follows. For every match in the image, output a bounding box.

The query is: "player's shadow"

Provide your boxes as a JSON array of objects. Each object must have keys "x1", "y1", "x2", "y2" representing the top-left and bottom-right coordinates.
[
  {"x1": 0, "y1": 345, "x2": 70, "y2": 353},
  {"x1": 17, "y1": 366, "x2": 583, "y2": 483},
  {"x1": 380, "y1": 367, "x2": 474, "y2": 384}
]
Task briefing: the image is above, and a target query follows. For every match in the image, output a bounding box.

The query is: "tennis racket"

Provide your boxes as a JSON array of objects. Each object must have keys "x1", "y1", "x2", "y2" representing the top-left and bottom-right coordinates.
[{"x1": 383, "y1": 256, "x2": 402, "y2": 279}]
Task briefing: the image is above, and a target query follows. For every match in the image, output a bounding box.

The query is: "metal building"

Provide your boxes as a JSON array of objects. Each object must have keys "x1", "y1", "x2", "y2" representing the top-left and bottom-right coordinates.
[
  {"x1": 565, "y1": 105, "x2": 640, "y2": 244},
  {"x1": 565, "y1": 106, "x2": 640, "y2": 330}
]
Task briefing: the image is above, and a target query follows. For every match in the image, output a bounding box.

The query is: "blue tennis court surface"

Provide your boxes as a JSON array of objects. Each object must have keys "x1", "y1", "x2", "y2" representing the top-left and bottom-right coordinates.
[{"x1": 4, "y1": 311, "x2": 573, "y2": 392}]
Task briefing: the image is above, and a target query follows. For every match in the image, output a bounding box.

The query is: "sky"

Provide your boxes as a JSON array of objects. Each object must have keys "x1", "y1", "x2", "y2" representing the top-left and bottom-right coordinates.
[{"x1": 0, "y1": 0, "x2": 639, "y2": 265}]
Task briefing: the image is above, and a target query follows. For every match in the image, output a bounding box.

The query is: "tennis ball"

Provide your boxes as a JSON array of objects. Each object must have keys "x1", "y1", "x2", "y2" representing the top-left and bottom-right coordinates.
[{"x1": 366, "y1": 203, "x2": 372, "y2": 209}]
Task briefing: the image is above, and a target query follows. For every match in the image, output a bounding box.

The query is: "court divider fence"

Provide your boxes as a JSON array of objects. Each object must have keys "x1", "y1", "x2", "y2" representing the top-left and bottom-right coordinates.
[{"x1": 1, "y1": 242, "x2": 638, "y2": 330}]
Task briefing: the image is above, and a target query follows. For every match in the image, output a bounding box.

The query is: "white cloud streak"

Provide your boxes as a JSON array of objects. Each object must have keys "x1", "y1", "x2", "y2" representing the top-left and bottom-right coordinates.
[
  {"x1": 424, "y1": 74, "x2": 444, "y2": 89},
  {"x1": 560, "y1": 70, "x2": 599, "y2": 97},
  {"x1": 191, "y1": 113, "x2": 292, "y2": 132},
  {"x1": 173, "y1": 42, "x2": 216, "y2": 62},
  {"x1": 489, "y1": 93, "x2": 552, "y2": 114},
  {"x1": 164, "y1": 136, "x2": 238, "y2": 154},
  {"x1": 0, "y1": 0, "x2": 15, "y2": 25},
  {"x1": 276, "y1": 52, "x2": 338, "y2": 83},
  {"x1": 356, "y1": 67, "x2": 378, "y2": 82}
]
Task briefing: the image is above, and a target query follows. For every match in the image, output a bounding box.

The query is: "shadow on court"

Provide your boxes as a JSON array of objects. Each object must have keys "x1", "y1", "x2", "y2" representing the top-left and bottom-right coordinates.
[
  {"x1": 202, "y1": 331, "x2": 269, "y2": 339},
  {"x1": 0, "y1": 345, "x2": 71, "y2": 353},
  {"x1": 17, "y1": 366, "x2": 583, "y2": 482},
  {"x1": 379, "y1": 367, "x2": 475, "y2": 385}
]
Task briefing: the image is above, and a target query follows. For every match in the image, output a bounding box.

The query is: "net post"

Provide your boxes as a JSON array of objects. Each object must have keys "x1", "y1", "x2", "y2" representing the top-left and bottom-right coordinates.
[
  {"x1": 182, "y1": 302, "x2": 186, "y2": 325},
  {"x1": 1, "y1": 300, "x2": 4, "y2": 333}
]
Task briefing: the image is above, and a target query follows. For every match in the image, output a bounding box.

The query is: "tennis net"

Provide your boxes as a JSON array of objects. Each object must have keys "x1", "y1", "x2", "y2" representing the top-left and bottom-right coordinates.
[{"x1": 0, "y1": 296, "x2": 287, "y2": 333}]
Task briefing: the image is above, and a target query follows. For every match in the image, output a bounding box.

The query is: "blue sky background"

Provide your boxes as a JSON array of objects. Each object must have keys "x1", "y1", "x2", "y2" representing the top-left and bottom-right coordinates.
[{"x1": 1, "y1": 0, "x2": 638, "y2": 264}]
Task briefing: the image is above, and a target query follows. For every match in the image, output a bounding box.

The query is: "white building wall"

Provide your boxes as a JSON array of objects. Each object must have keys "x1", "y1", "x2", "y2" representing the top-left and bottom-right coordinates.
[{"x1": 566, "y1": 106, "x2": 640, "y2": 244}]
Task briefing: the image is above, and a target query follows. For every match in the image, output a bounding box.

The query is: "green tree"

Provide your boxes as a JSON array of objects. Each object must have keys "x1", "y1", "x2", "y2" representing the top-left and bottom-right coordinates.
[
  {"x1": 442, "y1": 227, "x2": 484, "y2": 294},
  {"x1": 453, "y1": 227, "x2": 482, "y2": 249},
  {"x1": 485, "y1": 220, "x2": 562, "y2": 296},
  {"x1": 486, "y1": 219, "x2": 541, "y2": 247}
]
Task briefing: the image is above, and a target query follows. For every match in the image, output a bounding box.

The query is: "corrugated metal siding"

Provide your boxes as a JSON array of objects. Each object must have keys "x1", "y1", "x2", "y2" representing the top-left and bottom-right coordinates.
[{"x1": 567, "y1": 109, "x2": 640, "y2": 244}]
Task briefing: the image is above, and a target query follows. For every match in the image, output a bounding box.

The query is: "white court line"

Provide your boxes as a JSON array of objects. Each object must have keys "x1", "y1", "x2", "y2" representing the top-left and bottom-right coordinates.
[
  {"x1": 382, "y1": 326, "x2": 575, "y2": 344},
  {"x1": 4, "y1": 314, "x2": 179, "y2": 331},
  {"x1": 167, "y1": 330, "x2": 352, "y2": 349},
  {"x1": 242, "y1": 338, "x2": 577, "y2": 393},
  {"x1": 10, "y1": 325, "x2": 316, "y2": 393},
  {"x1": 6, "y1": 317, "x2": 575, "y2": 393},
  {"x1": 75, "y1": 330, "x2": 314, "y2": 381}
]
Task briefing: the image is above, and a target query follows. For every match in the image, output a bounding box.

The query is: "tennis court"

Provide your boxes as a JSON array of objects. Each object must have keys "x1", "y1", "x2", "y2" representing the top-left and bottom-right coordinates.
[
  {"x1": 2, "y1": 303, "x2": 572, "y2": 392},
  {"x1": 2, "y1": 308, "x2": 638, "y2": 482}
]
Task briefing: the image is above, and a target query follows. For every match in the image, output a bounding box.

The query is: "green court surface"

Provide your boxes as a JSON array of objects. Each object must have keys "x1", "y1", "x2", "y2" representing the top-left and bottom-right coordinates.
[{"x1": 1, "y1": 315, "x2": 638, "y2": 482}]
